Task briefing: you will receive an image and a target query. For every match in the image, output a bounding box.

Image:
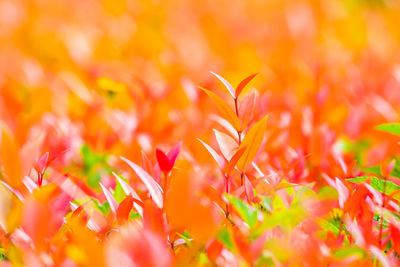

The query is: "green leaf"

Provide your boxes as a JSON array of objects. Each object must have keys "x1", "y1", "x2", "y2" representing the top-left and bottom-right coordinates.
[
  {"x1": 376, "y1": 123, "x2": 400, "y2": 135},
  {"x1": 362, "y1": 165, "x2": 382, "y2": 176},
  {"x1": 390, "y1": 158, "x2": 400, "y2": 179},
  {"x1": 370, "y1": 177, "x2": 400, "y2": 196},
  {"x1": 346, "y1": 176, "x2": 369, "y2": 184},
  {"x1": 227, "y1": 195, "x2": 258, "y2": 228},
  {"x1": 216, "y1": 228, "x2": 234, "y2": 251},
  {"x1": 333, "y1": 247, "x2": 366, "y2": 259}
]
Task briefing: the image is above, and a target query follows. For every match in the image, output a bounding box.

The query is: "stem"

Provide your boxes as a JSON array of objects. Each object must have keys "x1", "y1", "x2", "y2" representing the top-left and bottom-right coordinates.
[
  {"x1": 379, "y1": 175, "x2": 387, "y2": 249},
  {"x1": 225, "y1": 175, "x2": 229, "y2": 218},
  {"x1": 163, "y1": 172, "x2": 169, "y2": 205},
  {"x1": 234, "y1": 97, "x2": 245, "y2": 186}
]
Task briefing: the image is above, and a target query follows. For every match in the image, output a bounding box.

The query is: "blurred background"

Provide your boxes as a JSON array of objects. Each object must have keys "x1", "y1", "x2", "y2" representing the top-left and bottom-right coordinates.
[{"x1": 1, "y1": 0, "x2": 400, "y2": 177}]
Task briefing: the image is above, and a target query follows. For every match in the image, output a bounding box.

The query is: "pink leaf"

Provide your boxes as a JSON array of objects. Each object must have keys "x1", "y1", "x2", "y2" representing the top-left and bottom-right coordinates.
[
  {"x1": 120, "y1": 157, "x2": 163, "y2": 209},
  {"x1": 100, "y1": 183, "x2": 118, "y2": 215},
  {"x1": 197, "y1": 138, "x2": 225, "y2": 169},
  {"x1": 167, "y1": 141, "x2": 182, "y2": 166},
  {"x1": 210, "y1": 72, "x2": 235, "y2": 99},
  {"x1": 213, "y1": 129, "x2": 238, "y2": 161},
  {"x1": 244, "y1": 175, "x2": 254, "y2": 202}
]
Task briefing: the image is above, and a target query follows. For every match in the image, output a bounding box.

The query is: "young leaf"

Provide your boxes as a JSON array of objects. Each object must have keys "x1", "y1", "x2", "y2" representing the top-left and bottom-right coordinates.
[
  {"x1": 376, "y1": 123, "x2": 400, "y2": 135},
  {"x1": 244, "y1": 175, "x2": 254, "y2": 202},
  {"x1": 120, "y1": 156, "x2": 163, "y2": 209},
  {"x1": 235, "y1": 72, "x2": 259, "y2": 98},
  {"x1": 99, "y1": 183, "x2": 118, "y2": 215},
  {"x1": 112, "y1": 172, "x2": 143, "y2": 216},
  {"x1": 197, "y1": 139, "x2": 225, "y2": 169},
  {"x1": 156, "y1": 148, "x2": 173, "y2": 173},
  {"x1": 224, "y1": 146, "x2": 247, "y2": 174},
  {"x1": 210, "y1": 72, "x2": 235, "y2": 99},
  {"x1": 237, "y1": 115, "x2": 268, "y2": 172},
  {"x1": 390, "y1": 158, "x2": 400, "y2": 179},
  {"x1": 213, "y1": 129, "x2": 238, "y2": 161},
  {"x1": 167, "y1": 141, "x2": 182, "y2": 166},
  {"x1": 238, "y1": 90, "x2": 257, "y2": 131},
  {"x1": 116, "y1": 194, "x2": 134, "y2": 223},
  {"x1": 227, "y1": 195, "x2": 257, "y2": 228},
  {"x1": 199, "y1": 87, "x2": 241, "y2": 131}
]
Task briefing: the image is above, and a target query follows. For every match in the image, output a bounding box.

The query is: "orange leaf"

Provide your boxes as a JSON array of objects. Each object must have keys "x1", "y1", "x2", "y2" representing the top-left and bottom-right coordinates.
[
  {"x1": 224, "y1": 146, "x2": 247, "y2": 174},
  {"x1": 237, "y1": 115, "x2": 268, "y2": 172},
  {"x1": 235, "y1": 72, "x2": 259, "y2": 98},
  {"x1": 0, "y1": 127, "x2": 22, "y2": 188},
  {"x1": 200, "y1": 87, "x2": 241, "y2": 131}
]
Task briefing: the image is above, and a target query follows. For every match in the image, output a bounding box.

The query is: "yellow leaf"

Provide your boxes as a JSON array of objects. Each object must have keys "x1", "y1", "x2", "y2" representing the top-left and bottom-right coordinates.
[
  {"x1": 199, "y1": 87, "x2": 241, "y2": 131},
  {"x1": 237, "y1": 115, "x2": 268, "y2": 172}
]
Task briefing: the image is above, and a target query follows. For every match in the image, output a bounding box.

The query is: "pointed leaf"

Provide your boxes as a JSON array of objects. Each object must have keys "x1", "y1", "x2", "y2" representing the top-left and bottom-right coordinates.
[
  {"x1": 112, "y1": 172, "x2": 143, "y2": 216},
  {"x1": 167, "y1": 141, "x2": 182, "y2": 166},
  {"x1": 156, "y1": 148, "x2": 173, "y2": 173},
  {"x1": 376, "y1": 123, "x2": 400, "y2": 135},
  {"x1": 99, "y1": 183, "x2": 118, "y2": 215},
  {"x1": 210, "y1": 72, "x2": 235, "y2": 99},
  {"x1": 117, "y1": 194, "x2": 134, "y2": 223},
  {"x1": 120, "y1": 156, "x2": 163, "y2": 209},
  {"x1": 238, "y1": 90, "x2": 257, "y2": 131},
  {"x1": 197, "y1": 139, "x2": 225, "y2": 169},
  {"x1": 244, "y1": 175, "x2": 254, "y2": 202},
  {"x1": 235, "y1": 72, "x2": 259, "y2": 98},
  {"x1": 224, "y1": 146, "x2": 247, "y2": 174},
  {"x1": 213, "y1": 129, "x2": 238, "y2": 161},
  {"x1": 200, "y1": 87, "x2": 241, "y2": 131},
  {"x1": 237, "y1": 115, "x2": 268, "y2": 172}
]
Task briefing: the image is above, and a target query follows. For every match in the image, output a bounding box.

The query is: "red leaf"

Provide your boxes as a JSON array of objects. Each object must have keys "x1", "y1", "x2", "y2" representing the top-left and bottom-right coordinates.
[
  {"x1": 34, "y1": 152, "x2": 49, "y2": 174},
  {"x1": 235, "y1": 72, "x2": 259, "y2": 98},
  {"x1": 167, "y1": 141, "x2": 182, "y2": 166},
  {"x1": 117, "y1": 194, "x2": 134, "y2": 223},
  {"x1": 156, "y1": 148, "x2": 173, "y2": 173}
]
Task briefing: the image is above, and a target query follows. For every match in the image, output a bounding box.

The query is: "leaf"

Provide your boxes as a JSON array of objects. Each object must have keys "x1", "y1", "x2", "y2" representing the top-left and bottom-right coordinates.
[
  {"x1": 199, "y1": 87, "x2": 241, "y2": 131},
  {"x1": 0, "y1": 127, "x2": 22, "y2": 188},
  {"x1": 213, "y1": 129, "x2": 238, "y2": 161},
  {"x1": 244, "y1": 175, "x2": 254, "y2": 202},
  {"x1": 376, "y1": 123, "x2": 400, "y2": 135},
  {"x1": 224, "y1": 146, "x2": 247, "y2": 174},
  {"x1": 238, "y1": 90, "x2": 257, "y2": 131},
  {"x1": 116, "y1": 194, "x2": 134, "y2": 223},
  {"x1": 227, "y1": 195, "x2": 257, "y2": 228},
  {"x1": 167, "y1": 141, "x2": 182, "y2": 166},
  {"x1": 99, "y1": 183, "x2": 118, "y2": 215},
  {"x1": 236, "y1": 115, "x2": 268, "y2": 172},
  {"x1": 390, "y1": 158, "x2": 400, "y2": 179},
  {"x1": 197, "y1": 138, "x2": 225, "y2": 169},
  {"x1": 156, "y1": 148, "x2": 172, "y2": 173},
  {"x1": 362, "y1": 165, "x2": 382, "y2": 176},
  {"x1": 370, "y1": 177, "x2": 400, "y2": 196},
  {"x1": 120, "y1": 156, "x2": 163, "y2": 209},
  {"x1": 346, "y1": 176, "x2": 369, "y2": 184},
  {"x1": 235, "y1": 72, "x2": 259, "y2": 98},
  {"x1": 210, "y1": 72, "x2": 235, "y2": 99}
]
